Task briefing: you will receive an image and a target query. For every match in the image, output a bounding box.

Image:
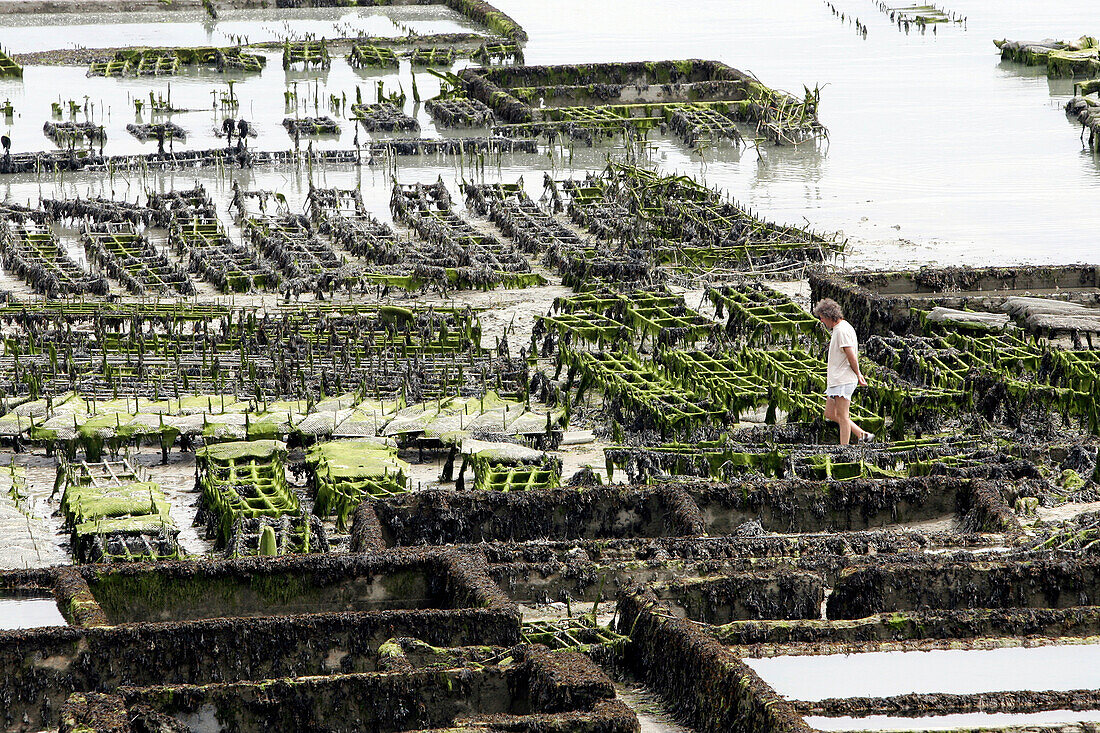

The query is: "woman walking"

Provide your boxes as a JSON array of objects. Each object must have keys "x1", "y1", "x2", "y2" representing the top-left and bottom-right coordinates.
[{"x1": 813, "y1": 298, "x2": 874, "y2": 445}]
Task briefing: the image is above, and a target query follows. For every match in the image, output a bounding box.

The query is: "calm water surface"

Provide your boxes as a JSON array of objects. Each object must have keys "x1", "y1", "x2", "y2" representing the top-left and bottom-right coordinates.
[
  {"x1": 0, "y1": 595, "x2": 67, "y2": 629},
  {"x1": 0, "y1": 2, "x2": 1097, "y2": 266},
  {"x1": 808, "y1": 710, "x2": 1100, "y2": 731},
  {"x1": 495, "y1": 0, "x2": 1100, "y2": 266},
  {"x1": 745, "y1": 643, "x2": 1100, "y2": 700}
]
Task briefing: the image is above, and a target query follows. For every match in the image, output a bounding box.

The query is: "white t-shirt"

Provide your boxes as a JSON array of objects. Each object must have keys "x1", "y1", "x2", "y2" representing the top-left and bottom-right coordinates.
[{"x1": 827, "y1": 319, "x2": 859, "y2": 387}]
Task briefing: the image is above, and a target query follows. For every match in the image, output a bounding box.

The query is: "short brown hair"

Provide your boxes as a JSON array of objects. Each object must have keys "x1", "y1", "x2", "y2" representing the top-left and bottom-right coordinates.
[{"x1": 812, "y1": 298, "x2": 843, "y2": 321}]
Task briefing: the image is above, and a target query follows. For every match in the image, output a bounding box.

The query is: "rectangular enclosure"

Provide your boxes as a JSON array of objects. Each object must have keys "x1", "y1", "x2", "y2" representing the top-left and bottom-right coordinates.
[
  {"x1": 87, "y1": 554, "x2": 470, "y2": 624},
  {"x1": 59, "y1": 647, "x2": 636, "y2": 733},
  {"x1": 0, "y1": 553, "x2": 521, "y2": 731},
  {"x1": 745, "y1": 643, "x2": 1100, "y2": 701},
  {"x1": 828, "y1": 558, "x2": 1100, "y2": 619},
  {"x1": 363, "y1": 487, "x2": 702, "y2": 546},
  {"x1": 745, "y1": 642, "x2": 1100, "y2": 733},
  {"x1": 0, "y1": 587, "x2": 67, "y2": 630},
  {"x1": 689, "y1": 476, "x2": 974, "y2": 534}
]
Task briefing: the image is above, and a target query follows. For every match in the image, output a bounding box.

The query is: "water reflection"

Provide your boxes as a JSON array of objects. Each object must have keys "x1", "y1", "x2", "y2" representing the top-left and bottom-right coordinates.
[{"x1": 0, "y1": 0, "x2": 1098, "y2": 267}]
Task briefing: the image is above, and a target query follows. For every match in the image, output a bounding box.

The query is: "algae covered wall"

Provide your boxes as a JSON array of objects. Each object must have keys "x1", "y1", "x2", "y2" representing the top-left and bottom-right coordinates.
[
  {"x1": 56, "y1": 645, "x2": 638, "y2": 733},
  {"x1": 365, "y1": 486, "x2": 704, "y2": 546},
  {"x1": 654, "y1": 571, "x2": 825, "y2": 625},
  {"x1": 828, "y1": 557, "x2": 1100, "y2": 619},
  {"x1": 714, "y1": 606, "x2": 1100, "y2": 647},
  {"x1": 0, "y1": 551, "x2": 522, "y2": 731},
  {"x1": 809, "y1": 265, "x2": 1100, "y2": 336},
  {"x1": 617, "y1": 587, "x2": 811, "y2": 733},
  {"x1": 359, "y1": 477, "x2": 1015, "y2": 545},
  {"x1": 125, "y1": 668, "x2": 513, "y2": 731},
  {"x1": 688, "y1": 476, "x2": 974, "y2": 533}
]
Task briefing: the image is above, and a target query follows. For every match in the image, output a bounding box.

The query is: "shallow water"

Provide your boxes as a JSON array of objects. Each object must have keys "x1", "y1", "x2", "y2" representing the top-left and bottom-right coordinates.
[
  {"x1": 1, "y1": 2, "x2": 1096, "y2": 265},
  {"x1": 0, "y1": 5, "x2": 496, "y2": 169},
  {"x1": 745, "y1": 643, "x2": 1100, "y2": 701},
  {"x1": 0, "y1": 595, "x2": 67, "y2": 629},
  {"x1": 493, "y1": 0, "x2": 1100, "y2": 267},
  {"x1": 807, "y1": 710, "x2": 1100, "y2": 731},
  {"x1": 0, "y1": 6, "x2": 484, "y2": 51},
  {"x1": 0, "y1": 44, "x2": 473, "y2": 159}
]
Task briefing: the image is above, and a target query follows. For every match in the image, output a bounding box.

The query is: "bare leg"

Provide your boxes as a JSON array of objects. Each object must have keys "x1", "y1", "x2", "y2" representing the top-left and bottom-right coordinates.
[
  {"x1": 849, "y1": 419, "x2": 866, "y2": 441},
  {"x1": 835, "y1": 398, "x2": 865, "y2": 445},
  {"x1": 836, "y1": 397, "x2": 851, "y2": 445},
  {"x1": 823, "y1": 396, "x2": 837, "y2": 423}
]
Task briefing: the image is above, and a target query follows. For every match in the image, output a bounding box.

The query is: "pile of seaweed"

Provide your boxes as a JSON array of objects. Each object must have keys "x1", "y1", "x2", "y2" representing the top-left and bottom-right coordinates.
[
  {"x1": 126, "y1": 122, "x2": 186, "y2": 143},
  {"x1": 547, "y1": 163, "x2": 841, "y2": 279},
  {"x1": 43, "y1": 120, "x2": 105, "y2": 148}
]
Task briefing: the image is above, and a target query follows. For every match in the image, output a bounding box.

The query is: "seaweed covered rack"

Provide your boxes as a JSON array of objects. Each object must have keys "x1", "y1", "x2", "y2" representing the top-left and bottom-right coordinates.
[{"x1": 460, "y1": 60, "x2": 827, "y2": 146}]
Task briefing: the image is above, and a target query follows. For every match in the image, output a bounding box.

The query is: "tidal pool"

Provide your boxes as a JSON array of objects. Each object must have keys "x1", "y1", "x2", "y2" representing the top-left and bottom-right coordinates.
[
  {"x1": 0, "y1": 593, "x2": 67, "y2": 629},
  {"x1": 807, "y1": 710, "x2": 1100, "y2": 731},
  {"x1": 745, "y1": 643, "x2": 1100, "y2": 701}
]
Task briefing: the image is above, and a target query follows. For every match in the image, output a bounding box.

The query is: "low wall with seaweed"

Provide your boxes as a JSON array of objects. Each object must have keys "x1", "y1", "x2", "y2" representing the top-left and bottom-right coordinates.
[
  {"x1": 828, "y1": 556, "x2": 1100, "y2": 619},
  {"x1": 617, "y1": 587, "x2": 812, "y2": 733},
  {"x1": 57, "y1": 646, "x2": 638, "y2": 733},
  {"x1": 126, "y1": 669, "x2": 513, "y2": 731},
  {"x1": 364, "y1": 486, "x2": 705, "y2": 546},
  {"x1": 477, "y1": 532, "x2": 946, "y2": 605},
  {"x1": 652, "y1": 571, "x2": 825, "y2": 624},
  {"x1": 809, "y1": 265, "x2": 1100, "y2": 336},
  {"x1": 0, "y1": 551, "x2": 520, "y2": 730},
  {"x1": 474, "y1": 531, "x2": 935, "y2": 566},
  {"x1": 476, "y1": 59, "x2": 752, "y2": 88},
  {"x1": 688, "y1": 476, "x2": 988, "y2": 534},
  {"x1": 795, "y1": 687, "x2": 1100, "y2": 720},
  {"x1": 353, "y1": 477, "x2": 1015, "y2": 553},
  {"x1": 713, "y1": 606, "x2": 1100, "y2": 647}
]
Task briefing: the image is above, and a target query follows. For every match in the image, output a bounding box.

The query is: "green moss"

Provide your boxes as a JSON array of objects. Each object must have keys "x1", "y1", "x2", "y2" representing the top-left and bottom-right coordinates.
[
  {"x1": 61, "y1": 480, "x2": 171, "y2": 526},
  {"x1": 379, "y1": 568, "x2": 430, "y2": 601},
  {"x1": 91, "y1": 569, "x2": 322, "y2": 622},
  {"x1": 65, "y1": 597, "x2": 103, "y2": 626},
  {"x1": 258, "y1": 525, "x2": 278, "y2": 556},
  {"x1": 248, "y1": 571, "x2": 312, "y2": 605},
  {"x1": 672, "y1": 59, "x2": 695, "y2": 77},
  {"x1": 379, "y1": 639, "x2": 404, "y2": 658},
  {"x1": 885, "y1": 612, "x2": 910, "y2": 631},
  {"x1": 1059, "y1": 469, "x2": 1086, "y2": 490},
  {"x1": 89, "y1": 571, "x2": 184, "y2": 622}
]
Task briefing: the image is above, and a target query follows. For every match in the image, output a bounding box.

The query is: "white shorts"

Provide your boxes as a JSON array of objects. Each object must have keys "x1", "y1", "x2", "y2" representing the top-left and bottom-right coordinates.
[{"x1": 825, "y1": 382, "x2": 858, "y2": 400}]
